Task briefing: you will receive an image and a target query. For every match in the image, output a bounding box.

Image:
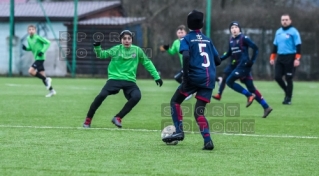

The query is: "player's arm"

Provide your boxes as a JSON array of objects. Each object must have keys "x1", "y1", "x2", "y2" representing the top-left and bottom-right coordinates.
[
  {"x1": 37, "y1": 36, "x2": 51, "y2": 53},
  {"x1": 293, "y1": 29, "x2": 302, "y2": 60},
  {"x1": 166, "y1": 40, "x2": 179, "y2": 55},
  {"x1": 220, "y1": 45, "x2": 231, "y2": 61},
  {"x1": 181, "y1": 51, "x2": 190, "y2": 80},
  {"x1": 179, "y1": 38, "x2": 190, "y2": 82},
  {"x1": 244, "y1": 36, "x2": 259, "y2": 63},
  {"x1": 138, "y1": 48, "x2": 161, "y2": 80},
  {"x1": 270, "y1": 34, "x2": 278, "y2": 61},
  {"x1": 93, "y1": 42, "x2": 111, "y2": 59},
  {"x1": 23, "y1": 40, "x2": 32, "y2": 51},
  {"x1": 211, "y1": 43, "x2": 221, "y2": 66}
]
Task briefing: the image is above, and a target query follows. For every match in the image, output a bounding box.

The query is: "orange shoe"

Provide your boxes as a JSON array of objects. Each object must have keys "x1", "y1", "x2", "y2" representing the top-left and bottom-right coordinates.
[
  {"x1": 212, "y1": 94, "x2": 221, "y2": 101},
  {"x1": 246, "y1": 94, "x2": 255, "y2": 107}
]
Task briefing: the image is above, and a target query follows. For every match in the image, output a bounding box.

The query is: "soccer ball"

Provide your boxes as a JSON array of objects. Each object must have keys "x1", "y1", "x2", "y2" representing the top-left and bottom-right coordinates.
[{"x1": 161, "y1": 125, "x2": 179, "y2": 145}]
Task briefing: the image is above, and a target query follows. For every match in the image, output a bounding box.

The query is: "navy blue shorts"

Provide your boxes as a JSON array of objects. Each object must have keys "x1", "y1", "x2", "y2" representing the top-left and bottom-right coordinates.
[
  {"x1": 178, "y1": 84, "x2": 213, "y2": 103},
  {"x1": 229, "y1": 68, "x2": 253, "y2": 82}
]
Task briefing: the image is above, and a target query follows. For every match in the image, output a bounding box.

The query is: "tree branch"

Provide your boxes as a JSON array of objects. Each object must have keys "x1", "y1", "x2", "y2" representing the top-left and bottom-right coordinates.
[{"x1": 148, "y1": 0, "x2": 176, "y2": 22}]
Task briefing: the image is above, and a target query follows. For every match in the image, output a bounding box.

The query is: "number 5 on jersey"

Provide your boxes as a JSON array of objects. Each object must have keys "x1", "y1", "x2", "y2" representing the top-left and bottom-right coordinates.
[{"x1": 198, "y1": 43, "x2": 210, "y2": 67}]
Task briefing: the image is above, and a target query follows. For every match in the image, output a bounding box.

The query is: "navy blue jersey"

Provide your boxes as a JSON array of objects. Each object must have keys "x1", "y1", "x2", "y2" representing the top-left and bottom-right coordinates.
[
  {"x1": 179, "y1": 31, "x2": 219, "y2": 89},
  {"x1": 221, "y1": 33, "x2": 258, "y2": 69}
]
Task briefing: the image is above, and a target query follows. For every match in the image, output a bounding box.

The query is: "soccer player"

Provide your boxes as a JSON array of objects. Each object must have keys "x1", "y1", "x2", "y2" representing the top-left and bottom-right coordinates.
[
  {"x1": 22, "y1": 25, "x2": 56, "y2": 97},
  {"x1": 160, "y1": 25, "x2": 193, "y2": 100},
  {"x1": 212, "y1": 51, "x2": 235, "y2": 101},
  {"x1": 269, "y1": 14, "x2": 301, "y2": 105},
  {"x1": 83, "y1": 30, "x2": 163, "y2": 128},
  {"x1": 160, "y1": 26, "x2": 222, "y2": 100},
  {"x1": 223, "y1": 22, "x2": 272, "y2": 118},
  {"x1": 162, "y1": 10, "x2": 221, "y2": 150}
]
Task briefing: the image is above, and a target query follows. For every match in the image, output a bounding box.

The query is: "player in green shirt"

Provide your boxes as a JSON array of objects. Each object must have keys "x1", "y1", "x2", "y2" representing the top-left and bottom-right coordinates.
[
  {"x1": 22, "y1": 25, "x2": 56, "y2": 97},
  {"x1": 83, "y1": 30, "x2": 163, "y2": 128},
  {"x1": 160, "y1": 25, "x2": 186, "y2": 83},
  {"x1": 160, "y1": 25, "x2": 195, "y2": 100}
]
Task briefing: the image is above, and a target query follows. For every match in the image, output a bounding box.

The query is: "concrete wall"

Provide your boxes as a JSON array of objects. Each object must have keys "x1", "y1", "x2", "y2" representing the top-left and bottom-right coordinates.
[{"x1": 0, "y1": 21, "x2": 67, "y2": 76}]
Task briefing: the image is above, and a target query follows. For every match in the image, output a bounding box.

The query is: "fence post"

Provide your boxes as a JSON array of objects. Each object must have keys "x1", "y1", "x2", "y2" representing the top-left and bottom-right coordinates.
[
  {"x1": 72, "y1": 0, "x2": 78, "y2": 78},
  {"x1": 37, "y1": 0, "x2": 72, "y2": 74},
  {"x1": 8, "y1": 0, "x2": 14, "y2": 77},
  {"x1": 206, "y1": 0, "x2": 212, "y2": 38}
]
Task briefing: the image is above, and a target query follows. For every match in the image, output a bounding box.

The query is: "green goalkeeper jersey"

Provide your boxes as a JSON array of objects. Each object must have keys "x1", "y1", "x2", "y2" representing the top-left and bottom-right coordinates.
[
  {"x1": 94, "y1": 44, "x2": 160, "y2": 82},
  {"x1": 166, "y1": 39, "x2": 183, "y2": 67},
  {"x1": 25, "y1": 34, "x2": 51, "y2": 61}
]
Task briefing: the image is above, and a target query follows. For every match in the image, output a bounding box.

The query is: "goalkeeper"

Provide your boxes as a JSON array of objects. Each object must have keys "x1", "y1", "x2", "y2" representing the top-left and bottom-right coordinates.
[{"x1": 83, "y1": 30, "x2": 163, "y2": 128}]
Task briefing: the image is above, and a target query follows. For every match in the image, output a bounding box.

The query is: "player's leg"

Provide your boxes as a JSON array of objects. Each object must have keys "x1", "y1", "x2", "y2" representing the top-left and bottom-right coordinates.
[
  {"x1": 40, "y1": 71, "x2": 53, "y2": 91},
  {"x1": 39, "y1": 61, "x2": 53, "y2": 91},
  {"x1": 30, "y1": 61, "x2": 47, "y2": 86},
  {"x1": 274, "y1": 57, "x2": 287, "y2": 102},
  {"x1": 243, "y1": 76, "x2": 273, "y2": 118},
  {"x1": 174, "y1": 70, "x2": 193, "y2": 100},
  {"x1": 83, "y1": 80, "x2": 120, "y2": 128},
  {"x1": 28, "y1": 66, "x2": 37, "y2": 76},
  {"x1": 162, "y1": 85, "x2": 196, "y2": 142},
  {"x1": 212, "y1": 72, "x2": 229, "y2": 100},
  {"x1": 112, "y1": 82, "x2": 142, "y2": 128},
  {"x1": 170, "y1": 87, "x2": 190, "y2": 133},
  {"x1": 194, "y1": 88, "x2": 214, "y2": 150},
  {"x1": 29, "y1": 61, "x2": 47, "y2": 87},
  {"x1": 226, "y1": 69, "x2": 255, "y2": 107},
  {"x1": 38, "y1": 68, "x2": 56, "y2": 97},
  {"x1": 283, "y1": 55, "x2": 295, "y2": 104},
  {"x1": 215, "y1": 76, "x2": 223, "y2": 86}
]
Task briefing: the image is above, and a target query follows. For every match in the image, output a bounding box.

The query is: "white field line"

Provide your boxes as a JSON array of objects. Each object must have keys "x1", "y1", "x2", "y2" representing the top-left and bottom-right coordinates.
[
  {"x1": 0, "y1": 125, "x2": 317, "y2": 139},
  {"x1": 5, "y1": 83, "x2": 95, "y2": 90}
]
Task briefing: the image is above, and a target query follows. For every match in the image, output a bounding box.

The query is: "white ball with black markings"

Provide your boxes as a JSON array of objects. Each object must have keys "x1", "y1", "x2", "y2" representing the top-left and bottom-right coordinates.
[{"x1": 161, "y1": 125, "x2": 179, "y2": 145}]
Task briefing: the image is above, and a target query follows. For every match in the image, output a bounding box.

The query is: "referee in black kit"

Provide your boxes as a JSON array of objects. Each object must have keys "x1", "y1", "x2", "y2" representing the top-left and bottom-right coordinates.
[{"x1": 269, "y1": 14, "x2": 301, "y2": 105}]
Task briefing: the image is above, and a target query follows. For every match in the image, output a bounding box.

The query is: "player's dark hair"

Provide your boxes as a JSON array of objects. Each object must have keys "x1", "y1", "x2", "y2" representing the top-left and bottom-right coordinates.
[
  {"x1": 28, "y1": 25, "x2": 36, "y2": 29},
  {"x1": 177, "y1": 25, "x2": 186, "y2": 31}
]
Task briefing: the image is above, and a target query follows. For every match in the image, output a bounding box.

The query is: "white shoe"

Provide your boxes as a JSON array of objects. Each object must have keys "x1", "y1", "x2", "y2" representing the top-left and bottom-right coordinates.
[
  {"x1": 218, "y1": 77, "x2": 223, "y2": 87},
  {"x1": 45, "y1": 77, "x2": 52, "y2": 90},
  {"x1": 185, "y1": 94, "x2": 193, "y2": 101},
  {"x1": 45, "y1": 89, "x2": 56, "y2": 97}
]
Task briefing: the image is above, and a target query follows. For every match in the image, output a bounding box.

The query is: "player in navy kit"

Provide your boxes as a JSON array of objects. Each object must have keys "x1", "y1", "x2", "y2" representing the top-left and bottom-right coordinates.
[
  {"x1": 162, "y1": 10, "x2": 221, "y2": 150},
  {"x1": 222, "y1": 22, "x2": 272, "y2": 118},
  {"x1": 213, "y1": 22, "x2": 248, "y2": 101}
]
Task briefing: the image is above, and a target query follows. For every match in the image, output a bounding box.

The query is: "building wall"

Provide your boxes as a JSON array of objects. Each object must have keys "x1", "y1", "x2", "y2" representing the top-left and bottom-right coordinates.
[{"x1": 0, "y1": 21, "x2": 67, "y2": 76}]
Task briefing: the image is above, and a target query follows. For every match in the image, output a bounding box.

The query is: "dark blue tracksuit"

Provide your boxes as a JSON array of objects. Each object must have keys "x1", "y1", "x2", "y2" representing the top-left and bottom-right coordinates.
[
  {"x1": 222, "y1": 33, "x2": 269, "y2": 110},
  {"x1": 224, "y1": 33, "x2": 258, "y2": 96},
  {"x1": 217, "y1": 34, "x2": 257, "y2": 95}
]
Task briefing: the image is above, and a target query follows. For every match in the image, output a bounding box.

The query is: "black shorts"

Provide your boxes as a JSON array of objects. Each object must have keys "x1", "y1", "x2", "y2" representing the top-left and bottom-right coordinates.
[
  {"x1": 31, "y1": 60, "x2": 45, "y2": 72},
  {"x1": 102, "y1": 79, "x2": 140, "y2": 99},
  {"x1": 275, "y1": 54, "x2": 295, "y2": 77}
]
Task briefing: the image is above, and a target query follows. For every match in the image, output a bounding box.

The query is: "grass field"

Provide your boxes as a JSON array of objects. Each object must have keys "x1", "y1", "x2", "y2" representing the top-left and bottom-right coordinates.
[{"x1": 0, "y1": 77, "x2": 318, "y2": 176}]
